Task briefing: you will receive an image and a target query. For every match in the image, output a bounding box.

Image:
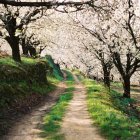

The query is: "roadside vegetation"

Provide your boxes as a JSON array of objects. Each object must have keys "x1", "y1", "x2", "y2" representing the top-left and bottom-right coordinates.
[
  {"x1": 111, "y1": 82, "x2": 140, "y2": 104},
  {"x1": 46, "y1": 55, "x2": 64, "y2": 81},
  {"x1": 0, "y1": 56, "x2": 61, "y2": 109},
  {"x1": 72, "y1": 69, "x2": 85, "y2": 81},
  {"x1": 41, "y1": 71, "x2": 75, "y2": 140},
  {"x1": 0, "y1": 56, "x2": 63, "y2": 136},
  {"x1": 83, "y1": 79, "x2": 140, "y2": 140}
]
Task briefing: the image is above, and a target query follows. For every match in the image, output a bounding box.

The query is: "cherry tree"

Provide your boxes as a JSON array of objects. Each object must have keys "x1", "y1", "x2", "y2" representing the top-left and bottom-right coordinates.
[
  {"x1": 83, "y1": 0, "x2": 140, "y2": 97},
  {"x1": 0, "y1": 6, "x2": 42, "y2": 61},
  {"x1": 68, "y1": 12, "x2": 113, "y2": 88},
  {"x1": 68, "y1": 0, "x2": 140, "y2": 97},
  {"x1": 89, "y1": 43, "x2": 113, "y2": 88},
  {"x1": 107, "y1": 0, "x2": 140, "y2": 98}
]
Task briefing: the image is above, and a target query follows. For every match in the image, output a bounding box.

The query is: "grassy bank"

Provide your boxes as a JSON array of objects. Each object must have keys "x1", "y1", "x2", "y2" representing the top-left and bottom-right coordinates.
[
  {"x1": 83, "y1": 79, "x2": 140, "y2": 140},
  {"x1": 46, "y1": 55, "x2": 63, "y2": 81},
  {"x1": 0, "y1": 56, "x2": 63, "y2": 136},
  {"x1": 41, "y1": 71, "x2": 75, "y2": 140},
  {"x1": 0, "y1": 57, "x2": 37, "y2": 67},
  {"x1": 0, "y1": 57, "x2": 55, "y2": 108}
]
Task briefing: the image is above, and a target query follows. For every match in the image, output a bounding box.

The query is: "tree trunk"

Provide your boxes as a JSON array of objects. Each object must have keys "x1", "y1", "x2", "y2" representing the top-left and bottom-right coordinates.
[
  {"x1": 6, "y1": 36, "x2": 21, "y2": 62},
  {"x1": 12, "y1": 44, "x2": 21, "y2": 62},
  {"x1": 123, "y1": 76, "x2": 130, "y2": 98},
  {"x1": 103, "y1": 71, "x2": 110, "y2": 89},
  {"x1": 103, "y1": 65, "x2": 111, "y2": 89},
  {"x1": 21, "y1": 38, "x2": 28, "y2": 55},
  {"x1": 29, "y1": 46, "x2": 36, "y2": 57}
]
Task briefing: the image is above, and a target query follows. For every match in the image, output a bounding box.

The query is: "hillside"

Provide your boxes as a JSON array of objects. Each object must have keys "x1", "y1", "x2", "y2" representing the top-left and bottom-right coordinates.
[{"x1": 0, "y1": 56, "x2": 63, "y2": 136}]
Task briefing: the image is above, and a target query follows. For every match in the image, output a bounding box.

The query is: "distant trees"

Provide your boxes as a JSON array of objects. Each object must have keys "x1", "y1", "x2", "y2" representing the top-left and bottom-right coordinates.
[
  {"x1": 71, "y1": 49, "x2": 94, "y2": 77},
  {"x1": 82, "y1": 42, "x2": 113, "y2": 88},
  {"x1": 21, "y1": 33, "x2": 47, "y2": 57},
  {"x1": 93, "y1": 47, "x2": 113, "y2": 89},
  {"x1": 20, "y1": 33, "x2": 37, "y2": 57}
]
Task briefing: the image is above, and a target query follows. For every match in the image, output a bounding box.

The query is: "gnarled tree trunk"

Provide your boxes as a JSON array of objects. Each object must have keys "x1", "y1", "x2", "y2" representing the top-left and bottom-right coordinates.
[
  {"x1": 123, "y1": 76, "x2": 130, "y2": 98},
  {"x1": 6, "y1": 36, "x2": 21, "y2": 62},
  {"x1": 21, "y1": 38, "x2": 28, "y2": 56}
]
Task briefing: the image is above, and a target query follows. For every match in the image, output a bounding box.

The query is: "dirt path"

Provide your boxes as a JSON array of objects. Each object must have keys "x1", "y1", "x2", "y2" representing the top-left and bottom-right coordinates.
[
  {"x1": 61, "y1": 75, "x2": 105, "y2": 140},
  {"x1": 2, "y1": 74, "x2": 105, "y2": 140},
  {"x1": 2, "y1": 82, "x2": 67, "y2": 140}
]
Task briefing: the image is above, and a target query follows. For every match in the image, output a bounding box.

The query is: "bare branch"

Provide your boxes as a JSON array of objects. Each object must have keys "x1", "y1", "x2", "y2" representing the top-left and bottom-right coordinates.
[{"x1": 0, "y1": 0, "x2": 92, "y2": 7}]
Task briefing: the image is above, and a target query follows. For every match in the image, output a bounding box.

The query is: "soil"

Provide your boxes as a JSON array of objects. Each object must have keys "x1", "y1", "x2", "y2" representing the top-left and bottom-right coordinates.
[
  {"x1": 1, "y1": 81, "x2": 67, "y2": 140},
  {"x1": 60, "y1": 75, "x2": 105, "y2": 140}
]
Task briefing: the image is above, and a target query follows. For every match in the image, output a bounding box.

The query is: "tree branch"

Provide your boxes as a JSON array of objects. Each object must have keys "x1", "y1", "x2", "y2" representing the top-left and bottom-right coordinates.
[{"x1": 0, "y1": 0, "x2": 92, "y2": 7}]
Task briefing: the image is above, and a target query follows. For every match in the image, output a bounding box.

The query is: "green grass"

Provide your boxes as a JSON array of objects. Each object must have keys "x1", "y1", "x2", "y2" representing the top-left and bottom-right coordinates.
[
  {"x1": 21, "y1": 57, "x2": 37, "y2": 65},
  {"x1": 0, "y1": 57, "x2": 37, "y2": 67},
  {"x1": 65, "y1": 70, "x2": 75, "y2": 88},
  {"x1": 111, "y1": 81, "x2": 123, "y2": 88},
  {"x1": 0, "y1": 57, "x2": 18, "y2": 67},
  {"x1": 41, "y1": 92, "x2": 73, "y2": 139},
  {"x1": 0, "y1": 56, "x2": 64, "y2": 109},
  {"x1": 47, "y1": 76, "x2": 61, "y2": 85},
  {"x1": 64, "y1": 70, "x2": 74, "y2": 81},
  {"x1": 0, "y1": 74, "x2": 59, "y2": 136},
  {"x1": 72, "y1": 69, "x2": 81, "y2": 75},
  {"x1": 41, "y1": 71, "x2": 75, "y2": 140},
  {"x1": 0, "y1": 56, "x2": 56, "y2": 108},
  {"x1": 71, "y1": 69, "x2": 85, "y2": 81},
  {"x1": 31, "y1": 83, "x2": 56, "y2": 95},
  {"x1": 46, "y1": 55, "x2": 63, "y2": 81},
  {"x1": 0, "y1": 76, "x2": 57, "y2": 109},
  {"x1": 83, "y1": 79, "x2": 140, "y2": 140}
]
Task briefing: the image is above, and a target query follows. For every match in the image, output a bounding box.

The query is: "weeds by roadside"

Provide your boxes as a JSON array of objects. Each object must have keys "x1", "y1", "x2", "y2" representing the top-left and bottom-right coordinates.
[
  {"x1": 41, "y1": 71, "x2": 75, "y2": 140},
  {"x1": 83, "y1": 79, "x2": 140, "y2": 140}
]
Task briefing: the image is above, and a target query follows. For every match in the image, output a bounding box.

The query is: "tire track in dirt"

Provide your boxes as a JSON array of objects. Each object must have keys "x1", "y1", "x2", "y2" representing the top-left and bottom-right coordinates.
[
  {"x1": 60, "y1": 75, "x2": 105, "y2": 140},
  {"x1": 1, "y1": 81, "x2": 67, "y2": 140}
]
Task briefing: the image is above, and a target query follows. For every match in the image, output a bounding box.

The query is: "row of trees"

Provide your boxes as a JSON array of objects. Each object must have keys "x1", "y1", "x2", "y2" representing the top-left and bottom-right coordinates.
[
  {"x1": 0, "y1": 5, "x2": 48, "y2": 61},
  {"x1": 72, "y1": 0, "x2": 140, "y2": 98}
]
